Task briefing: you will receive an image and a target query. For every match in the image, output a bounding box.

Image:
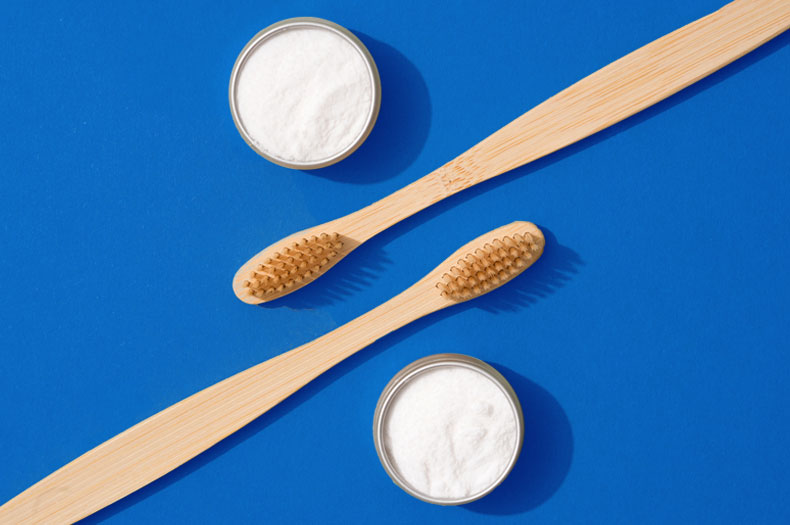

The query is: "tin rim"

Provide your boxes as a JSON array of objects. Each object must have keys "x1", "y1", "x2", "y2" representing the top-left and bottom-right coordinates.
[
  {"x1": 372, "y1": 353, "x2": 525, "y2": 505},
  {"x1": 228, "y1": 17, "x2": 381, "y2": 170}
]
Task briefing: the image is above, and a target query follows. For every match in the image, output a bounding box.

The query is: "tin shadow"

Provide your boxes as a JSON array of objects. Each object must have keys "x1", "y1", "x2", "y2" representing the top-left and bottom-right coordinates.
[
  {"x1": 309, "y1": 33, "x2": 431, "y2": 183},
  {"x1": 466, "y1": 364, "x2": 574, "y2": 515},
  {"x1": 81, "y1": 229, "x2": 579, "y2": 523}
]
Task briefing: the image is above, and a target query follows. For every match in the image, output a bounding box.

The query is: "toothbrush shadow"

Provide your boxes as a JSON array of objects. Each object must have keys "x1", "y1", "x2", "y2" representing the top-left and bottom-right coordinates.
[
  {"x1": 365, "y1": 226, "x2": 581, "y2": 350},
  {"x1": 472, "y1": 226, "x2": 581, "y2": 314},
  {"x1": 385, "y1": 28, "x2": 790, "y2": 240},
  {"x1": 308, "y1": 33, "x2": 431, "y2": 184},
  {"x1": 258, "y1": 222, "x2": 578, "y2": 311},
  {"x1": 256, "y1": 237, "x2": 394, "y2": 309},
  {"x1": 81, "y1": 230, "x2": 580, "y2": 523},
  {"x1": 466, "y1": 364, "x2": 574, "y2": 516},
  {"x1": 291, "y1": 28, "x2": 788, "y2": 305}
]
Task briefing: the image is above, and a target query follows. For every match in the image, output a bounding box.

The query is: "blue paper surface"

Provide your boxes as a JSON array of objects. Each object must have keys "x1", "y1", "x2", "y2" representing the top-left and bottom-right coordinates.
[{"x1": 1, "y1": 0, "x2": 789, "y2": 523}]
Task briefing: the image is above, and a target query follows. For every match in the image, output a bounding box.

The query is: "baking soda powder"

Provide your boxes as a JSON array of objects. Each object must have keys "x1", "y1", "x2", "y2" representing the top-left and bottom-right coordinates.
[
  {"x1": 235, "y1": 25, "x2": 374, "y2": 164},
  {"x1": 383, "y1": 366, "x2": 519, "y2": 500}
]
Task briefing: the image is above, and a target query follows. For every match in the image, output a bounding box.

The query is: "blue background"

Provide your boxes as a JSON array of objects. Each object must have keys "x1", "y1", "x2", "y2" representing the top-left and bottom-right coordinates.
[{"x1": 1, "y1": 0, "x2": 789, "y2": 523}]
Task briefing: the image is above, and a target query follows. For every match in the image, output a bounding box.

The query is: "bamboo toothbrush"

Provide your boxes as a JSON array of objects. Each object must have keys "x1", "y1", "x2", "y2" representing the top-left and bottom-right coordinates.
[
  {"x1": 234, "y1": 0, "x2": 790, "y2": 304},
  {"x1": 0, "y1": 222, "x2": 544, "y2": 524}
]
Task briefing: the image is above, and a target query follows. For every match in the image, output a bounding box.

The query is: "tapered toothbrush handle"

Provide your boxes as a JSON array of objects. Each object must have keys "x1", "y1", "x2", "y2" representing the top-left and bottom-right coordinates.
[
  {"x1": 341, "y1": 0, "x2": 790, "y2": 242},
  {"x1": 4, "y1": 220, "x2": 544, "y2": 521},
  {"x1": 0, "y1": 291, "x2": 444, "y2": 524}
]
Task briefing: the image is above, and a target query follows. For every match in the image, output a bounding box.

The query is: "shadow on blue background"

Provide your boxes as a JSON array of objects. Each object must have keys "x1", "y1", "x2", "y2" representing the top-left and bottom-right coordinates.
[
  {"x1": 263, "y1": 29, "x2": 788, "y2": 310},
  {"x1": 260, "y1": 220, "x2": 580, "y2": 311},
  {"x1": 82, "y1": 228, "x2": 580, "y2": 523},
  {"x1": 406, "y1": 28, "x2": 790, "y2": 221},
  {"x1": 3, "y1": 1, "x2": 789, "y2": 522},
  {"x1": 309, "y1": 33, "x2": 431, "y2": 183},
  {"x1": 467, "y1": 364, "x2": 574, "y2": 516},
  {"x1": 259, "y1": 235, "x2": 395, "y2": 308},
  {"x1": 471, "y1": 228, "x2": 582, "y2": 313},
  {"x1": 76, "y1": 19, "x2": 788, "y2": 525}
]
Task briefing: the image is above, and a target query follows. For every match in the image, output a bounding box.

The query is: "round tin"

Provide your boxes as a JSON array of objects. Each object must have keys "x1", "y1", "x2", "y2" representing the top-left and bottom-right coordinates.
[
  {"x1": 373, "y1": 353, "x2": 524, "y2": 505},
  {"x1": 228, "y1": 17, "x2": 381, "y2": 170}
]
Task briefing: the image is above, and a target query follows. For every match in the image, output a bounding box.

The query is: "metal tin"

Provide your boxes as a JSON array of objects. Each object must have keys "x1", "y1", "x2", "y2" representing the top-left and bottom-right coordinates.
[
  {"x1": 372, "y1": 353, "x2": 524, "y2": 505},
  {"x1": 228, "y1": 17, "x2": 381, "y2": 170}
]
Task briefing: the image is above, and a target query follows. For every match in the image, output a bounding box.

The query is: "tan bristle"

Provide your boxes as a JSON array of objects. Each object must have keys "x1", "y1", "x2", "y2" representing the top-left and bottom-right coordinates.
[
  {"x1": 438, "y1": 233, "x2": 541, "y2": 301},
  {"x1": 245, "y1": 233, "x2": 343, "y2": 297}
]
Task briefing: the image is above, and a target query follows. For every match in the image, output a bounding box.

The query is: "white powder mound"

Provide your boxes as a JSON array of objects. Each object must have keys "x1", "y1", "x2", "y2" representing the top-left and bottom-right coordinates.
[
  {"x1": 383, "y1": 366, "x2": 518, "y2": 500},
  {"x1": 235, "y1": 27, "x2": 373, "y2": 163}
]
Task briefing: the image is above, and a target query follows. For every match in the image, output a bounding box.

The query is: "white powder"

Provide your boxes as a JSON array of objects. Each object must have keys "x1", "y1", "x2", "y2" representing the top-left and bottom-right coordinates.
[
  {"x1": 383, "y1": 366, "x2": 519, "y2": 500},
  {"x1": 235, "y1": 26, "x2": 374, "y2": 163}
]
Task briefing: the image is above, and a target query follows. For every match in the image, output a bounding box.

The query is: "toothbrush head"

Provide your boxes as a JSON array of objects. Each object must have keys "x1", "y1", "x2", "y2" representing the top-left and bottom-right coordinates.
[
  {"x1": 435, "y1": 222, "x2": 544, "y2": 302},
  {"x1": 236, "y1": 232, "x2": 345, "y2": 302}
]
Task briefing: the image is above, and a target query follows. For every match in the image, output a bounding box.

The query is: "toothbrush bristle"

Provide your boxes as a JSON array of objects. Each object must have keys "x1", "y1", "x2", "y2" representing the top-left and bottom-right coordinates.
[
  {"x1": 438, "y1": 232, "x2": 542, "y2": 301},
  {"x1": 242, "y1": 233, "x2": 343, "y2": 298}
]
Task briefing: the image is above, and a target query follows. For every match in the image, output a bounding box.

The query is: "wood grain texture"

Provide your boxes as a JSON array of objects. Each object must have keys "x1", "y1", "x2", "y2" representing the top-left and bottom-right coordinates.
[
  {"x1": 424, "y1": 0, "x2": 790, "y2": 194},
  {"x1": 233, "y1": 0, "x2": 790, "y2": 304},
  {"x1": 0, "y1": 222, "x2": 544, "y2": 524}
]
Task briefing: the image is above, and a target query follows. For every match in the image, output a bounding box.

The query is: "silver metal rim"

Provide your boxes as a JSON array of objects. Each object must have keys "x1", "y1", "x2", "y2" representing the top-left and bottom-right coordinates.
[
  {"x1": 228, "y1": 17, "x2": 381, "y2": 170},
  {"x1": 372, "y1": 353, "x2": 525, "y2": 506}
]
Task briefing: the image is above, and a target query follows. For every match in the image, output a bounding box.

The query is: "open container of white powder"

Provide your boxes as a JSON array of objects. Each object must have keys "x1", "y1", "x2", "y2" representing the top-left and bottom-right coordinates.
[
  {"x1": 229, "y1": 17, "x2": 381, "y2": 169},
  {"x1": 373, "y1": 354, "x2": 524, "y2": 505}
]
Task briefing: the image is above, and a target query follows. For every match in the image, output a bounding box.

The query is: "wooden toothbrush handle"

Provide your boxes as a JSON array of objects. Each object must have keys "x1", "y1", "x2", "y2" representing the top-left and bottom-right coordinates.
[
  {"x1": 343, "y1": 0, "x2": 790, "y2": 241},
  {"x1": 0, "y1": 292, "x2": 444, "y2": 524}
]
